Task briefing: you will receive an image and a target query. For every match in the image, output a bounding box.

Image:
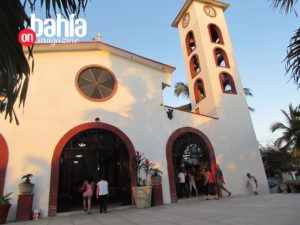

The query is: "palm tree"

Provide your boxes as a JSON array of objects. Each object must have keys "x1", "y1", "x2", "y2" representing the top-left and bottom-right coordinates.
[
  {"x1": 270, "y1": 0, "x2": 300, "y2": 88},
  {"x1": 174, "y1": 82, "x2": 189, "y2": 98},
  {"x1": 270, "y1": 104, "x2": 300, "y2": 158},
  {"x1": 174, "y1": 82, "x2": 255, "y2": 112},
  {"x1": 0, "y1": 0, "x2": 89, "y2": 124}
]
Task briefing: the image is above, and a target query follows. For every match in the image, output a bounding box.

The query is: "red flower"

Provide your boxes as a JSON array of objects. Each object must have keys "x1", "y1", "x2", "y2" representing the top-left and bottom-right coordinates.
[{"x1": 143, "y1": 158, "x2": 155, "y2": 176}]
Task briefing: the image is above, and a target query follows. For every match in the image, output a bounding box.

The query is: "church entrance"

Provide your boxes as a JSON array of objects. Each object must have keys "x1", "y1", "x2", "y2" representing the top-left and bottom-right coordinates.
[
  {"x1": 166, "y1": 128, "x2": 216, "y2": 202},
  {"x1": 172, "y1": 132, "x2": 211, "y2": 198},
  {"x1": 57, "y1": 128, "x2": 131, "y2": 212}
]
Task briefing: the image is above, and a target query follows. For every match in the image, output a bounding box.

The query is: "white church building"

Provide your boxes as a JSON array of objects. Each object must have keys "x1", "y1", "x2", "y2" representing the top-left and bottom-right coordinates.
[{"x1": 0, "y1": 0, "x2": 268, "y2": 219}]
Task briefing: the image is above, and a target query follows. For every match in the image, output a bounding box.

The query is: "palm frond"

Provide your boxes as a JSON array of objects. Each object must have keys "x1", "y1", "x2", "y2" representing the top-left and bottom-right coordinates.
[
  {"x1": 40, "y1": 0, "x2": 90, "y2": 18},
  {"x1": 274, "y1": 136, "x2": 293, "y2": 150},
  {"x1": 0, "y1": 0, "x2": 31, "y2": 124},
  {"x1": 269, "y1": 1, "x2": 300, "y2": 88},
  {"x1": 269, "y1": 0, "x2": 299, "y2": 14},
  {"x1": 243, "y1": 87, "x2": 255, "y2": 112},
  {"x1": 281, "y1": 108, "x2": 292, "y2": 124},
  {"x1": 0, "y1": 0, "x2": 89, "y2": 124},
  {"x1": 174, "y1": 82, "x2": 189, "y2": 98},
  {"x1": 271, "y1": 122, "x2": 290, "y2": 132},
  {"x1": 243, "y1": 88, "x2": 253, "y2": 97},
  {"x1": 285, "y1": 27, "x2": 300, "y2": 88},
  {"x1": 288, "y1": 103, "x2": 300, "y2": 122},
  {"x1": 248, "y1": 106, "x2": 255, "y2": 112}
]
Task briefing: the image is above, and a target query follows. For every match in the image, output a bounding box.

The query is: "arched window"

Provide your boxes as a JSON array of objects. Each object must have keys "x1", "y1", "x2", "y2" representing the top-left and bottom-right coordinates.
[
  {"x1": 208, "y1": 24, "x2": 224, "y2": 44},
  {"x1": 214, "y1": 48, "x2": 230, "y2": 68},
  {"x1": 190, "y1": 54, "x2": 201, "y2": 78},
  {"x1": 186, "y1": 31, "x2": 196, "y2": 55},
  {"x1": 194, "y1": 79, "x2": 206, "y2": 103},
  {"x1": 219, "y1": 72, "x2": 237, "y2": 94}
]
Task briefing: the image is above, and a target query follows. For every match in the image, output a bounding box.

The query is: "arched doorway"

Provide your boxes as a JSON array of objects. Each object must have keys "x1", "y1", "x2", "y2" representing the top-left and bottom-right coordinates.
[
  {"x1": 49, "y1": 122, "x2": 136, "y2": 216},
  {"x1": 166, "y1": 127, "x2": 216, "y2": 202},
  {"x1": 0, "y1": 134, "x2": 8, "y2": 195}
]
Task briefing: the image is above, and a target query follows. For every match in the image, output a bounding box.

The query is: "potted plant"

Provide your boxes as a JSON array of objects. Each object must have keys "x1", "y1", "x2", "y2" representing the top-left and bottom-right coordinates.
[
  {"x1": 150, "y1": 168, "x2": 163, "y2": 185},
  {"x1": 18, "y1": 174, "x2": 34, "y2": 195},
  {"x1": 131, "y1": 151, "x2": 153, "y2": 208},
  {"x1": 0, "y1": 192, "x2": 12, "y2": 224}
]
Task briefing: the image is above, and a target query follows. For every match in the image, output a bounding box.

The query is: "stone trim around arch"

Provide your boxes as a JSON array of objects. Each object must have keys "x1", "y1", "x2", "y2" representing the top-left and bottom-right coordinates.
[
  {"x1": 0, "y1": 134, "x2": 8, "y2": 196},
  {"x1": 166, "y1": 127, "x2": 216, "y2": 203},
  {"x1": 48, "y1": 122, "x2": 136, "y2": 216}
]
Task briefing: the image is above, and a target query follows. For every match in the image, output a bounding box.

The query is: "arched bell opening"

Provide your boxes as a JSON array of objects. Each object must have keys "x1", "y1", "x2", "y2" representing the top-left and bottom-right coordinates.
[{"x1": 186, "y1": 31, "x2": 196, "y2": 55}]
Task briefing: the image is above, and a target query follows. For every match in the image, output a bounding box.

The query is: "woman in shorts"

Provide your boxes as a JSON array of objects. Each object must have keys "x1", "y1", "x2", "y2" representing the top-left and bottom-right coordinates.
[{"x1": 81, "y1": 177, "x2": 94, "y2": 214}]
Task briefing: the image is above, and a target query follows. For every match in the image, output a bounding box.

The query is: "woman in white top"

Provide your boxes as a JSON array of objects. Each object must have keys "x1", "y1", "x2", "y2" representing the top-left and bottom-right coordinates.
[{"x1": 178, "y1": 170, "x2": 187, "y2": 198}]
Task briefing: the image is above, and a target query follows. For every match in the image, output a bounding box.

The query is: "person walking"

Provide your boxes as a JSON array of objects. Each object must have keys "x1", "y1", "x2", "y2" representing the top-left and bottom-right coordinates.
[
  {"x1": 178, "y1": 169, "x2": 187, "y2": 198},
  {"x1": 216, "y1": 164, "x2": 231, "y2": 197},
  {"x1": 188, "y1": 171, "x2": 198, "y2": 197},
  {"x1": 246, "y1": 173, "x2": 258, "y2": 195},
  {"x1": 81, "y1": 177, "x2": 94, "y2": 214},
  {"x1": 204, "y1": 168, "x2": 218, "y2": 200},
  {"x1": 96, "y1": 175, "x2": 109, "y2": 213}
]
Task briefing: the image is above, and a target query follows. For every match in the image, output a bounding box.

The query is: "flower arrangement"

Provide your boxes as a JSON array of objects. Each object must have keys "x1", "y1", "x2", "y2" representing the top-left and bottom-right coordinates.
[
  {"x1": 132, "y1": 151, "x2": 155, "y2": 186},
  {"x1": 132, "y1": 151, "x2": 145, "y2": 186},
  {"x1": 143, "y1": 158, "x2": 155, "y2": 177}
]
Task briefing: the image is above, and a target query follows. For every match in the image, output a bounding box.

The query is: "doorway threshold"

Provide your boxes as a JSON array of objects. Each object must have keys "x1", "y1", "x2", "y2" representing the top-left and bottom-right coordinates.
[{"x1": 57, "y1": 204, "x2": 133, "y2": 216}]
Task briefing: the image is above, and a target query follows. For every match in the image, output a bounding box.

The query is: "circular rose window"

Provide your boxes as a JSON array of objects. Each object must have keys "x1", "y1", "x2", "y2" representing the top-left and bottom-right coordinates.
[{"x1": 76, "y1": 66, "x2": 117, "y2": 101}]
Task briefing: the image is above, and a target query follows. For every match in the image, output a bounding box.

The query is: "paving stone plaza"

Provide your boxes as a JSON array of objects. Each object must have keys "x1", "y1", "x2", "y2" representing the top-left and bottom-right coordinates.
[{"x1": 7, "y1": 194, "x2": 300, "y2": 225}]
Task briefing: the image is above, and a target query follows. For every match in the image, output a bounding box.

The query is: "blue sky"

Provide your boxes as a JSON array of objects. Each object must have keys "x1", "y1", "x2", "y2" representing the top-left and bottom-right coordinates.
[{"x1": 56, "y1": 0, "x2": 299, "y2": 145}]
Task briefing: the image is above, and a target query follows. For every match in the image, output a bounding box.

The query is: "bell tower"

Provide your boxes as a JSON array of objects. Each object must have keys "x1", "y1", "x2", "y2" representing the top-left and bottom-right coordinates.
[{"x1": 172, "y1": 0, "x2": 245, "y2": 118}]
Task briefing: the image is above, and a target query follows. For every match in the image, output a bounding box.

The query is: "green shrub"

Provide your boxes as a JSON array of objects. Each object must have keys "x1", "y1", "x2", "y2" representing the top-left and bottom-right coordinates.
[
  {"x1": 283, "y1": 179, "x2": 300, "y2": 185},
  {"x1": 0, "y1": 192, "x2": 13, "y2": 205}
]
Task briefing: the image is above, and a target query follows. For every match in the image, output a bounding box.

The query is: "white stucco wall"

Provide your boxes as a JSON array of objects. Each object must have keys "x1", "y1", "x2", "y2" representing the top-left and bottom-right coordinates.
[
  {"x1": 0, "y1": 45, "x2": 268, "y2": 220},
  {"x1": 0, "y1": 47, "x2": 173, "y2": 219}
]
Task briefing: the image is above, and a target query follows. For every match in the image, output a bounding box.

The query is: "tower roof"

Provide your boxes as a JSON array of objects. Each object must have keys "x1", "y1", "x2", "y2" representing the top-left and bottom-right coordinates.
[{"x1": 171, "y1": 0, "x2": 229, "y2": 28}]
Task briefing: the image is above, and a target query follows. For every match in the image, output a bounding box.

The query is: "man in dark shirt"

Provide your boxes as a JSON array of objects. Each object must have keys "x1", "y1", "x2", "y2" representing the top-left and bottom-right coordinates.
[{"x1": 216, "y1": 164, "x2": 231, "y2": 197}]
